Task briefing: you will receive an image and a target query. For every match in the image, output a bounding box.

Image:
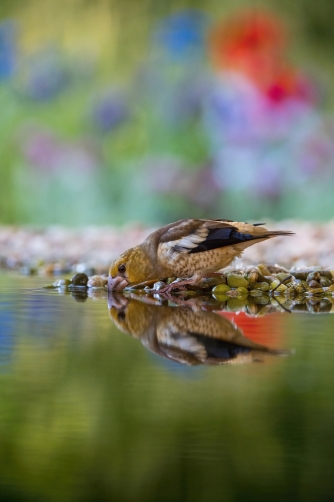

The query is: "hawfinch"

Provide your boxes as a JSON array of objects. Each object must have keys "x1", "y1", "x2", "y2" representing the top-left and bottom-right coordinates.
[{"x1": 108, "y1": 218, "x2": 292, "y2": 292}]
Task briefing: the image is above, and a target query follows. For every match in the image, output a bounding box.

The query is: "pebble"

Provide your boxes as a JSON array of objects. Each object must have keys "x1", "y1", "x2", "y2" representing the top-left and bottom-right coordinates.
[
  {"x1": 257, "y1": 264, "x2": 271, "y2": 276},
  {"x1": 71, "y1": 273, "x2": 89, "y2": 286},
  {"x1": 87, "y1": 275, "x2": 108, "y2": 289},
  {"x1": 212, "y1": 284, "x2": 231, "y2": 294},
  {"x1": 276, "y1": 272, "x2": 291, "y2": 282},
  {"x1": 227, "y1": 273, "x2": 249, "y2": 289},
  {"x1": 199, "y1": 276, "x2": 227, "y2": 287},
  {"x1": 307, "y1": 271, "x2": 321, "y2": 283},
  {"x1": 308, "y1": 280, "x2": 321, "y2": 288},
  {"x1": 251, "y1": 282, "x2": 270, "y2": 291},
  {"x1": 153, "y1": 281, "x2": 166, "y2": 291},
  {"x1": 319, "y1": 276, "x2": 332, "y2": 287},
  {"x1": 246, "y1": 268, "x2": 259, "y2": 284}
]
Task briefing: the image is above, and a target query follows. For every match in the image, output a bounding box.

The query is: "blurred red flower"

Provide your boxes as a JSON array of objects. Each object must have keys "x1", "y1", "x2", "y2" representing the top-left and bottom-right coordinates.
[{"x1": 209, "y1": 10, "x2": 314, "y2": 103}]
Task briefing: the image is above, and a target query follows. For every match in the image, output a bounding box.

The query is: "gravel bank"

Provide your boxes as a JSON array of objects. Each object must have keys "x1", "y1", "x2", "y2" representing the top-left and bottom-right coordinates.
[{"x1": 0, "y1": 220, "x2": 333, "y2": 275}]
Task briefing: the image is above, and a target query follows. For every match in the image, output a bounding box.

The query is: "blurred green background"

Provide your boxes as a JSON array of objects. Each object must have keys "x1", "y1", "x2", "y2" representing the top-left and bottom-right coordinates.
[
  {"x1": 1, "y1": 275, "x2": 334, "y2": 502},
  {"x1": 1, "y1": 0, "x2": 334, "y2": 225}
]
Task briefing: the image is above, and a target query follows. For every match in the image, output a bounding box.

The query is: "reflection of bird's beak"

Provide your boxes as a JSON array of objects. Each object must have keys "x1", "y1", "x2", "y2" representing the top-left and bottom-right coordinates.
[
  {"x1": 108, "y1": 275, "x2": 129, "y2": 292},
  {"x1": 108, "y1": 292, "x2": 129, "y2": 310}
]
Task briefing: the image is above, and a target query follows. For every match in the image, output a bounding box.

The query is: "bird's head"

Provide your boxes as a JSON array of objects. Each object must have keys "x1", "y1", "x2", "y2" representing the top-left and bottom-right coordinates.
[{"x1": 108, "y1": 245, "x2": 156, "y2": 291}]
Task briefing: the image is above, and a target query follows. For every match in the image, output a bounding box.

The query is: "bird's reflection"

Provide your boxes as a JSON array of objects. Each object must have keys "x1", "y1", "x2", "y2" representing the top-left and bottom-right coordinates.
[{"x1": 108, "y1": 293, "x2": 289, "y2": 366}]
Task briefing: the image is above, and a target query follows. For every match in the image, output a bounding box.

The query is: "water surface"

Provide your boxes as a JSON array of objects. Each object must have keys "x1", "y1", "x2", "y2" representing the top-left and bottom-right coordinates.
[{"x1": 0, "y1": 273, "x2": 334, "y2": 502}]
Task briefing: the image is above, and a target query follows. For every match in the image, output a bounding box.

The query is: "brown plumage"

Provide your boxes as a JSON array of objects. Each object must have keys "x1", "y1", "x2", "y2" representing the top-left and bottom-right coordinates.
[
  {"x1": 108, "y1": 295, "x2": 289, "y2": 366},
  {"x1": 108, "y1": 218, "x2": 293, "y2": 291}
]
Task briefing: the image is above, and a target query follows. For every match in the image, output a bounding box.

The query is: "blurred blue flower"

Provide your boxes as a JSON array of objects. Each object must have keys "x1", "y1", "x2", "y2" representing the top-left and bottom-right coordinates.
[
  {"x1": 0, "y1": 302, "x2": 15, "y2": 366},
  {"x1": 153, "y1": 9, "x2": 209, "y2": 61},
  {"x1": 90, "y1": 90, "x2": 129, "y2": 132},
  {"x1": 0, "y1": 20, "x2": 17, "y2": 79},
  {"x1": 21, "y1": 47, "x2": 70, "y2": 101}
]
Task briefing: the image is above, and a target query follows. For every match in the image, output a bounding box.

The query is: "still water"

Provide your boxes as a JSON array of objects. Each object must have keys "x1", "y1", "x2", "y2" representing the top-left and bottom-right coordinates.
[{"x1": 1, "y1": 273, "x2": 334, "y2": 502}]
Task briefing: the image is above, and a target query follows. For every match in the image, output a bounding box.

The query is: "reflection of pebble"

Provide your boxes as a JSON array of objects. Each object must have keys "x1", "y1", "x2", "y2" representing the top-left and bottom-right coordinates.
[{"x1": 53, "y1": 279, "x2": 71, "y2": 287}]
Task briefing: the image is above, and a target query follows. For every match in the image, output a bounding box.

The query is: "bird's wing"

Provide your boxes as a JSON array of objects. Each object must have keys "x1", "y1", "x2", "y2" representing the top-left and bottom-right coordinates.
[{"x1": 159, "y1": 219, "x2": 259, "y2": 254}]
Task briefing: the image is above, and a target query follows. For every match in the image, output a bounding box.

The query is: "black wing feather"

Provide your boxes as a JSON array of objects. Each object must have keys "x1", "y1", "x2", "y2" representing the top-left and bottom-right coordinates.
[
  {"x1": 188, "y1": 332, "x2": 251, "y2": 359},
  {"x1": 189, "y1": 227, "x2": 256, "y2": 254}
]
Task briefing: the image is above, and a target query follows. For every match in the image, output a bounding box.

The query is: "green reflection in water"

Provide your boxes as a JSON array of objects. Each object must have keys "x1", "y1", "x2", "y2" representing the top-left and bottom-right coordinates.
[{"x1": 0, "y1": 274, "x2": 334, "y2": 501}]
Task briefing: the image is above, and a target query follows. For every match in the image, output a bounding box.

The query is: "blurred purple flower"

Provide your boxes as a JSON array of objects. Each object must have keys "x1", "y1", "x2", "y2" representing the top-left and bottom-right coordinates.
[
  {"x1": 204, "y1": 75, "x2": 320, "y2": 146},
  {"x1": 22, "y1": 129, "x2": 59, "y2": 171},
  {"x1": 295, "y1": 132, "x2": 334, "y2": 179},
  {"x1": 146, "y1": 156, "x2": 220, "y2": 210},
  {"x1": 153, "y1": 9, "x2": 209, "y2": 61},
  {"x1": 0, "y1": 20, "x2": 17, "y2": 79},
  {"x1": 20, "y1": 126, "x2": 100, "y2": 173},
  {"x1": 163, "y1": 76, "x2": 209, "y2": 125},
  {"x1": 255, "y1": 161, "x2": 284, "y2": 199},
  {"x1": 212, "y1": 146, "x2": 284, "y2": 201},
  {"x1": 203, "y1": 68, "x2": 334, "y2": 203},
  {"x1": 90, "y1": 90, "x2": 129, "y2": 132},
  {"x1": 204, "y1": 77, "x2": 263, "y2": 144}
]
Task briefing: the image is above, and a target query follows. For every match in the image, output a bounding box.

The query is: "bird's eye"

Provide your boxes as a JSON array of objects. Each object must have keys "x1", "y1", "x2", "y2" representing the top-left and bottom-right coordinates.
[
  {"x1": 118, "y1": 312, "x2": 126, "y2": 321},
  {"x1": 118, "y1": 264, "x2": 126, "y2": 273}
]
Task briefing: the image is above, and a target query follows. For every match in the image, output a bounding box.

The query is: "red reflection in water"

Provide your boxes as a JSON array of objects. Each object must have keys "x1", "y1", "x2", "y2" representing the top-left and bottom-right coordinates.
[{"x1": 218, "y1": 311, "x2": 283, "y2": 348}]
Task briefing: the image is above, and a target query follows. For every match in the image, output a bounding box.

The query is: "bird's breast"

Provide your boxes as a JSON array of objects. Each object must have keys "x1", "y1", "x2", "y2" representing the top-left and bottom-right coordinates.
[{"x1": 158, "y1": 245, "x2": 240, "y2": 276}]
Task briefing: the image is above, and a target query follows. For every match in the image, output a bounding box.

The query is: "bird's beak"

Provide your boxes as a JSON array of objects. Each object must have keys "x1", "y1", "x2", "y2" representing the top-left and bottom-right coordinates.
[{"x1": 108, "y1": 275, "x2": 129, "y2": 292}]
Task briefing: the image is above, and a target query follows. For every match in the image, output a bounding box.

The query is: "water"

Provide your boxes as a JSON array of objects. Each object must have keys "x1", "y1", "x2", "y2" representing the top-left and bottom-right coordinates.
[{"x1": 1, "y1": 273, "x2": 334, "y2": 502}]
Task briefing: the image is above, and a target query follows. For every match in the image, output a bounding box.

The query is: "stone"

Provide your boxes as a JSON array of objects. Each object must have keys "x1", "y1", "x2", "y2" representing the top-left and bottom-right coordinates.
[{"x1": 226, "y1": 274, "x2": 249, "y2": 289}]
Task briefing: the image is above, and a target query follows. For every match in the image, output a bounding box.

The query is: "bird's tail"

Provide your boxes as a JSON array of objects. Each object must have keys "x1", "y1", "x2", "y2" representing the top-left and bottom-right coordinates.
[
  {"x1": 235, "y1": 222, "x2": 294, "y2": 240},
  {"x1": 226, "y1": 224, "x2": 294, "y2": 253},
  {"x1": 260, "y1": 230, "x2": 295, "y2": 239}
]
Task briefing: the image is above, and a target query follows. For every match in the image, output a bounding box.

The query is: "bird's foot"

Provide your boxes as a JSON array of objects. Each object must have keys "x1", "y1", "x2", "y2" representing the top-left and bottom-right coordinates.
[{"x1": 156, "y1": 278, "x2": 196, "y2": 295}]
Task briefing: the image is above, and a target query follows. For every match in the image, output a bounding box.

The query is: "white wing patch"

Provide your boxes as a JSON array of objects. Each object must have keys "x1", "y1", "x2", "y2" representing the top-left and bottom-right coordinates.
[
  {"x1": 157, "y1": 325, "x2": 207, "y2": 359},
  {"x1": 171, "y1": 226, "x2": 209, "y2": 253}
]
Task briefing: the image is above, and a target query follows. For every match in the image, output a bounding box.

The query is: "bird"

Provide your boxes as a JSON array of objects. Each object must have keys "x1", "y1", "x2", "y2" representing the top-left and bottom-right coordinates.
[
  {"x1": 108, "y1": 218, "x2": 293, "y2": 292},
  {"x1": 108, "y1": 294, "x2": 289, "y2": 366}
]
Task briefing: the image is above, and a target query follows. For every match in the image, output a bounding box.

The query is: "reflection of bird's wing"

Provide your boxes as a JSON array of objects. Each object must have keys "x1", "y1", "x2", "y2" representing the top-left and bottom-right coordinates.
[
  {"x1": 158, "y1": 308, "x2": 241, "y2": 341},
  {"x1": 156, "y1": 308, "x2": 245, "y2": 364},
  {"x1": 157, "y1": 322, "x2": 208, "y2": 360},
  {"x1": 155, "y1": 307, "x2": 283, "y2": 365}
]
